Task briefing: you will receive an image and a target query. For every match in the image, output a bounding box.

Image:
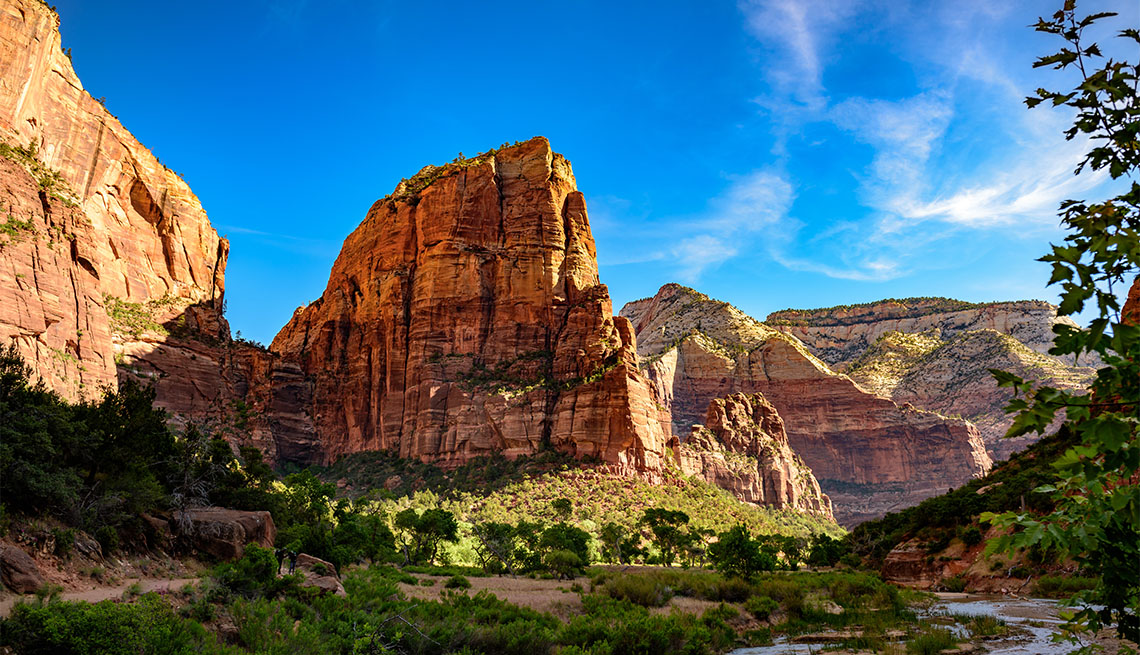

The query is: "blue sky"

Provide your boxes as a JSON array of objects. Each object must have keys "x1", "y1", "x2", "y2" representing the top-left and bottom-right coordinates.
[{"x1": 54, "y1": 0, "x2": 1136, "y2": 344}]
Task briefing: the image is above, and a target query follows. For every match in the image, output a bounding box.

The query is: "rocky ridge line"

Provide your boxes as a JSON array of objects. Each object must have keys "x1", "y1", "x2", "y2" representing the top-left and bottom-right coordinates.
[{"x1": 621, "y1": 283, "x2": 992, "y2": 525}]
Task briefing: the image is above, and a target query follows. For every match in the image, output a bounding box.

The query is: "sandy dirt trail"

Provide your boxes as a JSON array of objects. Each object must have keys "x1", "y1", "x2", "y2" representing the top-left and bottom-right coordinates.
[{"x1": 0, "y1": 577, "x2": 198, "y2": 617}]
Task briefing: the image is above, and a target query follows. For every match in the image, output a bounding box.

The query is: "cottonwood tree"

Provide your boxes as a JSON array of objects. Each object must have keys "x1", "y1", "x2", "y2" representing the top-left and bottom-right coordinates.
[{"x1": 983, "y1": 1, "x2": 1139, "y2": 644}]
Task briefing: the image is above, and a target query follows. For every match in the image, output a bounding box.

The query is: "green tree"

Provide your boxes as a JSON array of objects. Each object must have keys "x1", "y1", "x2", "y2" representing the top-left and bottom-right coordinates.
[
  {"x1": 471, "y1": 521, "x2": 520, "y2": 574},
  {"x1": 599, "y1": 522, "x2": 625, "y2": 563},
  {"x1": 394, "y1": 508, "x2": 459, "y2": 565},
  {"x1": 982, "y1": 1, "x2": 1139, "y2": 644},
  {"x1": 641, "y1": 508, "x2": 690, "y2": 567},
  {"x1": 550, "y1": 497, "x2": 573, "y2": 521},
  {"x1": 708, "y1": 525, "x2": 775, "y2": 579},
  {"x1": 0, "y1": 345, "x2": 83, "y2": 514}
]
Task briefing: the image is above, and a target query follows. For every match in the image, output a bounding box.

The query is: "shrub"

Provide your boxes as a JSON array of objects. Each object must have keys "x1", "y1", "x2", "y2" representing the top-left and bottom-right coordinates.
[
  {"x1": 212, "y1": 544, "x2": 295, "y2": 599},
  {"x1": 444, "y1": 574, "x2": 471, "y2": 589},
  {"x1": 545, "y1": 549, "x2": 584, "y2": 581},
  {"x1": 600, "y1": 574, "x2": 674, "y2": 608},
  {"x1": 1034, "y1": 575, "x2": 1098, "y2": 598},
  {"x1": 1, "y1": 594, "x2": 225, "y2": 654},
  {"x1": 745, "y1": 595, "x2": 779, "y2": 620},
  {"x1": 960, "y1": 526, "x2": 984, "y2": 547},
  {"x1": 940, "y1": 576, "x2": 967, "y2": 593}
]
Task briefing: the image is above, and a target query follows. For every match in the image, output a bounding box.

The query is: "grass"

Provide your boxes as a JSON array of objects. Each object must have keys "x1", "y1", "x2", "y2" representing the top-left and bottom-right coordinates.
[
  {"x1": 103, "y1": 294, "x2": 183, "y2": 338},
  {"x1": 1034, "y1": 574, "x2": 1097, "y2": 598}
]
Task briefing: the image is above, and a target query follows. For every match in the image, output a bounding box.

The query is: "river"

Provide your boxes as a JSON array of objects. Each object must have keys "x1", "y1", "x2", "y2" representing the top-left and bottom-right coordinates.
[{"x1": 730, "y1": 593, "x2": 1085, "y2": 655}]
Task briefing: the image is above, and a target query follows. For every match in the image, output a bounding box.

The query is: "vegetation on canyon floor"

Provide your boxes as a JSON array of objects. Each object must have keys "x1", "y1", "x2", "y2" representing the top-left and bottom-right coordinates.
[{"x1": 2, "y1": 548, "x2": 982, "y2": 655}]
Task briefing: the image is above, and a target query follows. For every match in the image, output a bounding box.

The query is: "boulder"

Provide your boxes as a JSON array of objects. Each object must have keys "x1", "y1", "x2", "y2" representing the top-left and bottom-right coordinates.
[
  {"x1": 0, "y1": 543, "x2": 45, "y2": 593},
  {"x1": 174, "y1": 508, "x2": 276, "y2": 560},
  {"x1": 294, "y1": 553, "x2": 346, "y2": 597}
]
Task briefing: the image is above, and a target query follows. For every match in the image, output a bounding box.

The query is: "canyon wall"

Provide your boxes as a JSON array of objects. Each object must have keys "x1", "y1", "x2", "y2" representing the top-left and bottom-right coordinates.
[
  {"x1": 844, "y1": 328, "x2": 1095, "y2": 460},
  {"x1": 622, "y1": 284, "x2": 992, "y2": 524},
  {"x1": 0, "y1": 0, "x2": 233, "y2": 419},
  {"x1": 769, "y1": 297, "x2": 1097, "y2": 461},
  {"x1": 270, "y1": 138, "x2": 669, "y2": 473}
]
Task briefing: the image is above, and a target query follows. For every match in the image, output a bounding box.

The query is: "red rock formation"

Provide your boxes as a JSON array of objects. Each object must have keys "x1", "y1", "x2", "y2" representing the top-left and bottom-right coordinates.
[
  {"x1": 270, "y1": 138, "x2": 668, "y2": 472},
  {"x1": 0, "y1": 0, "x2": 228, "y2": 410},
  {"x1": 622, "y1": 284, "x2": 992, "y2": 525},
  {"x1": 674, "y1": 393, "x2": 832, "y2": 517},
  {"x1": 172, "y1": 508, "x2": 276, "y2": 561},
  {"x1": 1124, "y1": 275, "x2": 1140, "y2": 327}
]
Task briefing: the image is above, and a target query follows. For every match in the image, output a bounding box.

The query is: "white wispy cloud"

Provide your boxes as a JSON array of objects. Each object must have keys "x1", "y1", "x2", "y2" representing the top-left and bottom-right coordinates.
[
  {"x1": 723, "y1": 0, "x2": 1128, "y2": 282},
  {"x1": 670, "y1": 171, "x2": 795, "y2": 281}
]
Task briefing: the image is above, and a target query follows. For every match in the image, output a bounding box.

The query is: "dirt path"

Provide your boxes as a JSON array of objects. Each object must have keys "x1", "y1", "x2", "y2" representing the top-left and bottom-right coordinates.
[{"x1": 0, "y1": 577, "x2": 198, "y2": 617}]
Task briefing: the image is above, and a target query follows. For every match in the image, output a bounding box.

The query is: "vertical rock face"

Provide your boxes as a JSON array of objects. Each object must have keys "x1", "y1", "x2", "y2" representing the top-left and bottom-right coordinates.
[
  {"x1": 270, "y1": 138, "x2": 668, "y2": 472},
  {"x1": 0, "y1": 0, "x2": 228, "y2": 409},
  {"x1": 622, "y1": 284, "x2": 992, "y2": 525},
  {"x1": 675, "y1": 393, "x2": 832, "y2": 518}
]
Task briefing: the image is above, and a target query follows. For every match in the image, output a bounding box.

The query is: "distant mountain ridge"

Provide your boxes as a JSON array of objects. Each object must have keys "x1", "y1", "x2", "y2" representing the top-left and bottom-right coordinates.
[
  {"x1": 766, "y1": 297, "x2": 1084, "y2": 369},
  {"x1": 621, "y1": 284, "x2": 992, "y2": 526}
]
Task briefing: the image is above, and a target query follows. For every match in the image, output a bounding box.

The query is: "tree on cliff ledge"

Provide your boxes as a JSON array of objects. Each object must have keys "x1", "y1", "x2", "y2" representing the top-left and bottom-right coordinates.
[{"x1": 984, "y1": 1, "x2": 1139, "y2": 645}]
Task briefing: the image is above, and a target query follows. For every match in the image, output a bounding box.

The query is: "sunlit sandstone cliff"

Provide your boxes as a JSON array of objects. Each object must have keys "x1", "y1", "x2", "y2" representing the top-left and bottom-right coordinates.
[
  {"x1": 674, "y1": 393, "x2": 833, "y2": 518},
  {"x1": 0, "y1": 0, "x2": 229, "y2": 410},
  {"x1": 622, "y1": 284, "x2": 993, "y2": 525},
  {"x1": 767, "y1": 297, "x2": 1088, "y2": 369},
  {"x1": 768, "y1": 298, "x2": 1097, "y2": 461},
  {"x1": 844, "y1": 328, "x2": 1095, "y2": 460},
  {"x1": 270, "y1": 139, "x2": 669, "y2": 473}
]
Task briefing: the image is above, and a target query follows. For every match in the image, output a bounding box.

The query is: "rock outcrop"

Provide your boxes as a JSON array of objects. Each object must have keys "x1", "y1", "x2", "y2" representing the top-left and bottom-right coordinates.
[
  {"x1": 621, "y1": 284, "x2": 992, "y2": 525},
  {"x1": 294, "y1": 553, "x2": 346, "y2": 597},
  {"x1": 766, "y1": 297, "x2": 1087, "y2": 369},
  {"x1": 270, "y1": 138, "x2": 669, "y2": 473},
  {"x1": 0, "y1": 0, "x2": 230, "y2": 413},
  {"x1": 674, "y1": 393, "x2": 832, "y2": 517},
  {"x1": 173, "y1": 508, "x2": 276, "y2": 561},
  {"x1": 0, "y1": 543, "x2": 44, "y2": 593},
  {"x1": 845, "y1": 329, "x2": 1095, "y2": 460}
]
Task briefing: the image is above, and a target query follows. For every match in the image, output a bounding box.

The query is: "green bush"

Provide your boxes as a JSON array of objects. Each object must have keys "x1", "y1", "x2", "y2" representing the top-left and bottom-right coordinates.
[
  {"x1": 1034, "y1": 575, "x2": 1098, "y2": 598},
  {"x1": 0, "y1": 594, "x2": 230, "y2": 654},
  {"x1": 940, "y1": 576, "x2": 967, "y2": 593},
  {"x1": 744, "y1": 595, "x2": 779, "y2": 620},
  {"x1": 907, "y1": 627, "x2": 958, "y2": 655},
  {"x1": 960, "y1": 526, "x2": 984, "y2": 547},
  {"x1": 212, "y1": 545, "x2": 296, "y2": 599},
  {"x1": 444, "y1": 574, "x2": 472, "y2": 589},
  {"x1": 598, "y1": 574, "x2": 674, "y2": 607}
]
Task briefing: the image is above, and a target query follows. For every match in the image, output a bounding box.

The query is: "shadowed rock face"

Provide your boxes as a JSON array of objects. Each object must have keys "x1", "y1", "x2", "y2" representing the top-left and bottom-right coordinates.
[
  {"x1": 0, "y1": 0, "x2": 228, "y2": 410},
  {"x1": 674, "y1": 393, "x2": 833, "y2": 518},
  {"x1": 622, "y1": 284, "x2": 992, "y2": 525},
  {"x1": 270, "y1": 138, "x2": 669, "y2": 473}
]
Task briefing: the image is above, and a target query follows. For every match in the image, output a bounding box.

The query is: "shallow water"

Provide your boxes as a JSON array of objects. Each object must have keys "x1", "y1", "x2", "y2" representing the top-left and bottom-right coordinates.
[{"x1": 730, "y1": 594, "x2": 1073, "y2": 655}]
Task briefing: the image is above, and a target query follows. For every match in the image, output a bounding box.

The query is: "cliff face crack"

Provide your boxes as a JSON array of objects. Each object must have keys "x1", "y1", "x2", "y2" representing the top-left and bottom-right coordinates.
[
  {"x1": 398, "y1": 202, "x2": 418, "y2": 456},
  {"x1": 81, "y1": 120, "x2": 105, "y2": 200}
]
